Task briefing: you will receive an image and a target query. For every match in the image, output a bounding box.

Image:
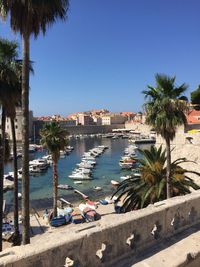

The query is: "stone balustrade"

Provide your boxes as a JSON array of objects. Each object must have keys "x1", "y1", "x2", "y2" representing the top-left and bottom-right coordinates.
[{"x1": 1, "y1": 191, "x2": 200, "y2": 267}]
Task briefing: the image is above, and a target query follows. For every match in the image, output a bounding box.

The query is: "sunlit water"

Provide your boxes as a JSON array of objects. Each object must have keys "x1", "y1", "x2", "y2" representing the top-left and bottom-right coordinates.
[{"x1": 4, "y1": 136, "x2": 148, "y2": 211}]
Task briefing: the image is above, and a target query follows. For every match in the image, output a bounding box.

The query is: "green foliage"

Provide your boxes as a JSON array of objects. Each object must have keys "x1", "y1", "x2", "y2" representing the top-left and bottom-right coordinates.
[
  {"x1": 0, "y1": 38, "x2": 21, "y2": 113},
  {"x1": 0, "y1": 0, "x2": 69, "y2": 37},
  {"x1": 191, "y1": 85, "x2": 200, "y2": 110},
  {"x1": 112, "y1": 145, "x2": 200, "y2": 212},
  {"x1": 40, "y1": 122, "x2": 68, "y2": 162},
  {"x1": 143, "y1": 74, "x2": 188, "y2": 141}
]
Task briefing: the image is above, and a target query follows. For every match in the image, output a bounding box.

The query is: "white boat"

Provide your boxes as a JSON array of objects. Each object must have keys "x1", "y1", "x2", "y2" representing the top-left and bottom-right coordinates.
[
  {"x1": 98, "y1": 145, "x2": 108, "y2": 149},
  {"x1": 29, "y1": 165, "x2": 43, "y2": 174},
  {"x1": 111, "y1": 180, "x2": 120, "y2": 186},
  {"x1": 69, "y1": 172, "x2": 93, "y2": 180},
  {"x1": 120, "y1": 175, "x2": 132, "y2": 181},
  {"x1": 66, "y1": 146, "x2": 74, "y2": 151},
  {"x1": 74, "y1": 181, "x2": 83, "y2": 184},
  {"x1": 77, "y1": 162, "x2": 94, "y2": 169},
  {"x1": 72, "y1": 168, "x2": 92, "y2": 175},
  {"x1": 82, "y1": 156, "x2": 96, "y2": 161},
  {"x1": 29, "y1": 158, "x2": 49, "y2": 170},
  {"x1": 60, "y1": 150, "x2": 66, "y2": 158},
  {"x1": 8, "y1": 168, "x2": 22, "y2": 179},
  {"x1": 42, "y1": 155, "x2": 53, "y2": 165},
  {"x1": 93, "y1": 186, "x2": 102, "y2": 191},
  {"x1": 81, "y1": 159, "x2": 96, "y2": 165},
  {"x1": 3, "y1": 178, "x2": 14, "y2": 191},
  {"x1": 57, "y1": 184, "x2": 73, "y2": 190}
]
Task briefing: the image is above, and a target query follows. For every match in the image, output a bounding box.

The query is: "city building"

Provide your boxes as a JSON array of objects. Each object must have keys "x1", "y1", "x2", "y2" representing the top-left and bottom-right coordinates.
[
  {"x1": 77, "y1": 113, "x2": 94, "y2": 125},
  {"x1": 5, "y1": 107, "x2": 33, "y2": 141},
  {"x1": 92, "y1": 115, "x2": 102, "y2": 125},
  {"x1": 101, "y1": 113, "x2": 126, "y2": 125},
  {"x1": 186, "y1": 109, "x2": 200, "y2": 124},
  {"x1": 120, "y1": 112, "x2": 136, "y2": 121}
]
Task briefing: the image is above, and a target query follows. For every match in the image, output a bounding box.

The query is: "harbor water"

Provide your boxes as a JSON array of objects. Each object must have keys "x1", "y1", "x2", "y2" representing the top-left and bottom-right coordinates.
[{"x1": 4, "y1": 136, "x2": 147, "y2": 211}]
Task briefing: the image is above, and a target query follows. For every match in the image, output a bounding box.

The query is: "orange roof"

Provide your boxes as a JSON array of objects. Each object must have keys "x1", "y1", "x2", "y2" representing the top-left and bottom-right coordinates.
[{"x1": 187, "y1": 109, "x2": 200, "y2": 124}]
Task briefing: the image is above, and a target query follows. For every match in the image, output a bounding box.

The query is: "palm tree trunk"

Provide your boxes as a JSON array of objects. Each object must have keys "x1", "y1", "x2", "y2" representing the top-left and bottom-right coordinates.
[
  {"x1": 0, "y1": 107, "x2": 6, "y2": 251},
  {"x1": 52, "y1": 160, "x2": 58, "y2": 218},
  {"x1": 21, "y1": 33, "x2": 30, "y2": 245},
  {"x1": 11, "y1": 118, "x2": 20, "y2": 245},
  {"x1": 166, "y1": 136, "x2": 171, "y2": 198}
]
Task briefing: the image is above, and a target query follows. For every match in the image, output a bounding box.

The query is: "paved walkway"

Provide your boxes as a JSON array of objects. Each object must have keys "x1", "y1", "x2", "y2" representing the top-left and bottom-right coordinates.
[{"x1": 113, "y1": 224, "x2": 200, "y2": 267}]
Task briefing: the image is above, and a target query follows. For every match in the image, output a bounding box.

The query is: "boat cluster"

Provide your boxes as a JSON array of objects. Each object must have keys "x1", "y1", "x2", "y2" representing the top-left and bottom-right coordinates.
[
  {"x1": 119, "y1": 144, "x2": 138, "y2": 169},
  {"x1": 69, "y1": 145, "x2": 108, "y2": 182},
  {"x1": 3, "y1": 145, "x2": 74, "y2": 191}
]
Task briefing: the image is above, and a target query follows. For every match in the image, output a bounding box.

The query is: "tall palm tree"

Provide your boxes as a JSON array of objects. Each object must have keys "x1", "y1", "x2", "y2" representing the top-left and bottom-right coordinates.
[
  {"x1": 0, "y1": 0, "x2": 69, "y2": 244},
  {"x1": 112, "y1": 146, "x2": 200, "y2": 212},
  {"x1": 40, "y1": 122, "x2": 68, "y2": 217},
  {"x1": 0, "y1": 38, "x2": 20, "y2": 251},
  {"x1": 143, "y1": 74, "x2": 188, "y2": 198}
]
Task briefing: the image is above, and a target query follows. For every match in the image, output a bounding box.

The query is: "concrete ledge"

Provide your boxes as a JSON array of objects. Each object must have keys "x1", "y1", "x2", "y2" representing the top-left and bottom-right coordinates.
[{"x1": 1, "y1": 191, "x2": 200, "y2": 266}]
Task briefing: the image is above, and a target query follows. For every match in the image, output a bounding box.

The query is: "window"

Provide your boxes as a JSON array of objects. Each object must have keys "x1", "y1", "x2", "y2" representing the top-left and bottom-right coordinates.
[{"x1": 15, "y1": 125, "x2": 18, "y2": 129}]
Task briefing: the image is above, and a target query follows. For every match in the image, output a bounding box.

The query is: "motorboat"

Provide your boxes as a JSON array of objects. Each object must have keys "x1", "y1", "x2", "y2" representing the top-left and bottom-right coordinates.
[
  {"x1": 111, "y1": 180, "x2": 120, "y2": 186},
  {"x1": 57, "y1": 184, "x2": 73, "y2": 190},
  {"x1": 77, "y1": 162, "x2": 94, "y2": 169},
  {"x1": 69, "y1": 172, "x2": 93, "y2": 180},
  {"x1": 119, "y1": 158, "x2": 137, "y2": 169},
  {"x1": 93, "y1": 186, "x2": 102, "y2": 191},
  {"x1": 29, "y1": 165, "x2": 44, "y2": 174},
  {"x1": 60, "y1": 150, "x2": 67, "y2": 158},
  {"x1": 42, "y1": 155, "x2": 53, "y2": 165},
  {"x1": 81, "y1": 159, "x2": 96, "y2": 165},
  {"x1": 29, "y1": 158, "x2": 49, "y2": 170},
  {"x1": 120, "y1": 175, "x2": 132, "y2": 181},
  {"x1": 74, "y1": 181, "x2": 82, "y2": 185},
  {"x1": 72, "y1": 168, "x2": 92, "y2": 175},
  {"x1": 81, "y1": 155, "x2": 96, "y2": 161},
  {"x1": 8, "y1": 168, "x2": 22, "y2": 179}
]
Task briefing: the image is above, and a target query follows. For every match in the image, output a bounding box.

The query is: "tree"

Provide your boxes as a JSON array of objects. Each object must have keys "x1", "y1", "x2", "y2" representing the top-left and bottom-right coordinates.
[
  {"x1": 191, "y1": 85, "x2": 200, "y2": 110},
  {"x1": 40, "y1": 122, "x2": 68, "y2": 217},
  {"x1": 0, "y1": 38, "x2": 21, "y2": 251},
  {"x1": 112, "y1": 146, "x2": 200, "y2": 212},
  {"x1": 143, "y1": 74, "x2": 188, "y2": 198},
  {"x1": 0, "y1": 0, "x2": 69, "y2": 244}
]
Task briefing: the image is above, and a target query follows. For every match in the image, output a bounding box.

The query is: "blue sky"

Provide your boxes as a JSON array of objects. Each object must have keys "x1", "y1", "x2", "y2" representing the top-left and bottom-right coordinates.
[{"x1": 1, "y1": 0, "x2": 200, "y2": 116}]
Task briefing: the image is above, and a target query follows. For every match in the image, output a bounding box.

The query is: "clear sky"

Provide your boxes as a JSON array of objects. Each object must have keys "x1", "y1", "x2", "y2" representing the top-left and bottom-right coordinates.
[{"x1": 1, "y1": 0, "x2": 200, "y2": 116}]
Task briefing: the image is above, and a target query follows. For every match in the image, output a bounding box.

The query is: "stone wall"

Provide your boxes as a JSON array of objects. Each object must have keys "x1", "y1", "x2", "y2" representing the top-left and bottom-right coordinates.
[
  {"x1": 125, "y1": 122, "x2": 152, "y2": 135},
  {"x1": 32, "y1": 121, "x2": 125, "y2": 138},
  {"x1": 1, "y1": 192, "x2": 200, "y2": 266}
]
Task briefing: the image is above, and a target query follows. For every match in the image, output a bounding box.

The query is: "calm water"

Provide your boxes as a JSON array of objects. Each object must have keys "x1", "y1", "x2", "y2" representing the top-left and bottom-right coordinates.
[{"x1": 4, "y1": 136, "x2": 148, "y2": 211}]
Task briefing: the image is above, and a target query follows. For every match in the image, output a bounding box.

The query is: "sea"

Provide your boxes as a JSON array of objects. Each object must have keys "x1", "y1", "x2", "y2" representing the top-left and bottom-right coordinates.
[{"x1": 4, "y1": 136, "x2": 148, "y2": 212}]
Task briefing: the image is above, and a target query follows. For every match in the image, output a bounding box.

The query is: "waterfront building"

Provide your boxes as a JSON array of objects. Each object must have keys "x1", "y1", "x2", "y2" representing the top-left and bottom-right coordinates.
[
  {"x1": 92, "y1": 115, "x2": 102, "y2": 125},
  {"x1": 77, "y1": 113, "x2": 94, "y2": 125},
  {"x1": 101, "y1": 113, "x2": 126, "y2": 125},
  {"x1": 5, "y1": 107, "x2": 33, "y2": 141}
]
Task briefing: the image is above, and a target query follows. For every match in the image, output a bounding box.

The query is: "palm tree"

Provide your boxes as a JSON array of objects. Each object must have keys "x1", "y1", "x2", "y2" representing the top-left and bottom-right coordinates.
[
  {"x1": 112, "y1": 146, "x2": 200, "y2": 212},
  {"x1": 0, "y1": 0, "x2": 69, "y2": 244},
  {"x1": 0, "y1": 38, "x2": 21, "y2": 251},
  {"x1": 143, "y1": 74, "x2": 188, "y2": 198},
  {"x1": 40, "y1": 122, "x2": 68, "y2": 218}
]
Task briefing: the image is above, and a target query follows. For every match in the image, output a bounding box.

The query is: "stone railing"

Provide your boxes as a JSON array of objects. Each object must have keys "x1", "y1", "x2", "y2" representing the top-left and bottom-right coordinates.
[{"x1": 1, "y1": 191, "x2": 200, "y2": 267}]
